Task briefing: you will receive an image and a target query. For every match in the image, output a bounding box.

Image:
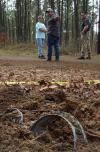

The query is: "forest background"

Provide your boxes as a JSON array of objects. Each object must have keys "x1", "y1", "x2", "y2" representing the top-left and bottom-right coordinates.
[{"x1": 0, "y1": 0, "x2": 100, "y2": 54}]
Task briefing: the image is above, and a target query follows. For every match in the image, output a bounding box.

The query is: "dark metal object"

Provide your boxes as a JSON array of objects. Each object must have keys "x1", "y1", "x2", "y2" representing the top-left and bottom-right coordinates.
[{"x1": 31, "y1": 112, "x2": 88, "y2": 152}]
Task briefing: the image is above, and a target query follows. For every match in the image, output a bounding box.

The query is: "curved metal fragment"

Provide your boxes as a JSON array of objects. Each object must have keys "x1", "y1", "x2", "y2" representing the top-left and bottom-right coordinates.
[
  {"x1": 31, "y1": 112, "x2": 87, "y2": 152},
  {"x1": 13, "y1": 108, "x2": 23, "y2": 124},
  {"x1": 61, "y1": 112, "x2": 88, "y2": 143},
  {"x1": 31, "y1": 114, "x2": 75, "y2": 151},
  {"x1": 4, "y1": 107, "x2": 23, "y2": 124}
]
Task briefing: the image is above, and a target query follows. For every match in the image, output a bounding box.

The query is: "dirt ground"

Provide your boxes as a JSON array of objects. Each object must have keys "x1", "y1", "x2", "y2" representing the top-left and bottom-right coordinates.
[{"x1": 0, "y1": 55, "x2": 100, "y2": 152}]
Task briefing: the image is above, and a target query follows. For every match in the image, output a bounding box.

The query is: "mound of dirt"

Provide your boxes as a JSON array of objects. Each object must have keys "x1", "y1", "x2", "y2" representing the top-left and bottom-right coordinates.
[{"x1": 0, "y1": 59, "x2": 100, "y2": 152}]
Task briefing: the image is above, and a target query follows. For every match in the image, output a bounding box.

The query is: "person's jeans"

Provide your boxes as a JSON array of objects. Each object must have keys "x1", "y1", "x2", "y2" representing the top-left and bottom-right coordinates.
[
  {"x1": 47, "y1": 34, "x2": 60, "y2": 61},
  {"x1": 36, "y1": 38, "x2": 45, "y2": 56}
]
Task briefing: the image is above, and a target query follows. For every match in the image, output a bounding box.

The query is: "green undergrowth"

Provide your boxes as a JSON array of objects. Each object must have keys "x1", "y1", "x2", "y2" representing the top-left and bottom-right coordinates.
[{"x1": 0, "y1": 43, "x2": 38, "y2": 57}]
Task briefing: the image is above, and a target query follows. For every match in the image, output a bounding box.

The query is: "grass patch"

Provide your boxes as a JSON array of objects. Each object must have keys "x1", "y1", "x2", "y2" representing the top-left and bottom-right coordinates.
[
  {"x1": 0, "y1": 43, "x2": 36, "y2": 57},
  {"x1": 0, "y1": 43, "x2": 48, "y2": 57}
]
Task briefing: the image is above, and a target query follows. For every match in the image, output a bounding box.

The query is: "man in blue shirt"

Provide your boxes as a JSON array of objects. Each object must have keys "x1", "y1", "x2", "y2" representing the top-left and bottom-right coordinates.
[{"x1": 36, "y1": 16, "x2": 47, "y2": 59}]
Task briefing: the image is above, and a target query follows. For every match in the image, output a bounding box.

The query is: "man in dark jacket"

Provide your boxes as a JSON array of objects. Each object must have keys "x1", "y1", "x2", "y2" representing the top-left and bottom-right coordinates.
[{"x1": 46, "y1": 8, "x2": 60, "y2": 61}]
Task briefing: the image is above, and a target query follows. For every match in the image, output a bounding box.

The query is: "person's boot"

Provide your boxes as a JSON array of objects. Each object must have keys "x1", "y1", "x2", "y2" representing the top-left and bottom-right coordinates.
[
  {"x1": 40, "y1": 55, "x2": 45, "y2": 59},
  {"x1": 78, "y1": 56, "x2": 85, "y2": 60},
  {"x1": 47, "y1": 59, "x2": 51, "y2": 61},
  {"x1": 86, "y1": 56, "x2": 91, "y2": 59},
  {"x1": 86, "y1": 53, "x2": 91, "y2": 59}
]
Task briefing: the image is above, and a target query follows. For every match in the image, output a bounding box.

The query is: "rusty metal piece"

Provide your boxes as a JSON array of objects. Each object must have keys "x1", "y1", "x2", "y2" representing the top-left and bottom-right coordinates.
[{"x1": 31, "y1": 112, "x2": 87, "y2": 152}]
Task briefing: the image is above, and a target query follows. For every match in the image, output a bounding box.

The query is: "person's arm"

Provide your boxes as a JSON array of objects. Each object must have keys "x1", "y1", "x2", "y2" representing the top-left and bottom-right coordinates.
[
  {"x1": 39, "y1": 28, "x2": 47, "y2": 33},
  {"x1": 81, "y1": 19, "x2": 90, "y2": 34},
  {"x1": 38, "y1": 23, "x2": 47, "y2": 33},
  {"x1": 81, "y1": 25, "x2": 89, "y2": 34}
]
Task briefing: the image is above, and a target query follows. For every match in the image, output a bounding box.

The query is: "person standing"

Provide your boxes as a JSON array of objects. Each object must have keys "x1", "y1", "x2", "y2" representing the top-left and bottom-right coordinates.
[
  {"x1": 46, "y1": 8, "x2": 60, "y2": 61},
  {"x1": 35, "y1": 15, "x2": 47, "y2": 59},
  {"x1": 79, "y1": 11, "x2": 91, "y2": 59}
]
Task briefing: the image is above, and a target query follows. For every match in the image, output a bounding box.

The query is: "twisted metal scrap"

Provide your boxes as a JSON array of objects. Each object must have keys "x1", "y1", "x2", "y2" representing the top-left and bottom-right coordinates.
[
  {"x1": 31, "y1": 112, "x2": 88, "y2": 152},
  {"x1": 3, "y1": 107, "x2": 23, "y2": 124}
]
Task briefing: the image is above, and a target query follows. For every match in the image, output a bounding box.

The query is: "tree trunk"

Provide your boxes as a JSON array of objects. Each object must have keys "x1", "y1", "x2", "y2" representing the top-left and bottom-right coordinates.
[
  {"x1": 64, "y1": 0, "x2": 69, "y2": 46},
  {"x1": 82, "y1": 0, "x2": 89, "y2": 12},
  {"x1": 73, "y1": 0, "x2": 80, "y2": 51},
  {"x1": 48, "y1": 0, "x2": 55, "y2": 10},
  {"x1": 97, "y1": 3, "x2": 100, "y2": 54},
  {"x1": 57, "y1": 0, "x2": 60, "y2": 16},
  {"x1": 60, "y1": 0, "x2": 64, "y2": 45}
]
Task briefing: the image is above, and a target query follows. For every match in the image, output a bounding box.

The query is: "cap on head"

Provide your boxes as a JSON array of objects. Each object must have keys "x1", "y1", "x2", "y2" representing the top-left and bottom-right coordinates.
[{"x1": 46, "y1": 8, "x2": 53, "y2": 13}]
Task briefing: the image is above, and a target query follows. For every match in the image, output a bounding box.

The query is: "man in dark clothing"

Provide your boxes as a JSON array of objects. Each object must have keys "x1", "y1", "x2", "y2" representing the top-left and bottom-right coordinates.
[
  {"x1": 79, "y1": 11, "x2": 91, "y2": 59},
  {"x1": 46, "y1": 8, "x2": 60, "y2": 61}
]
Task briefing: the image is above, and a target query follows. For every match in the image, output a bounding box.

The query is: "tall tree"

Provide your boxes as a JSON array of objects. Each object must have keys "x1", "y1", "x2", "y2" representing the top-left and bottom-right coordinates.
[
  {"x1": 48, "y1": 0, "x2": 55, "y2": 10},
  {"x1": 0, "y1": 0, "x2": 7, "y2": 46},
  {"x1": 57, "y1": 0, "x2": 61, "y2": 16},
  {"x1": 97, "y1": 2, "x2": 100, "y2": 54},
  {"x1": 82, "y1": 0, "x2": 89, "y2": 12},
  {"x1": 0, "y1": 0, "x2": 6, "y2": 32},
  {"x1": 60, "y1": 0, "x2": 64, "y2": 44},
  {"x1": 64, "y1": 0, "x2": 70, "y2": 45},
  {"x1": 15, "y1": 0, "x2": 31, "y2": 42},
  {"x1": 73, "y1": 0, "x2": 80, "y2": 51},
  {"x1": 15, "y1": 0, "x2": 23, "y2": 42}
]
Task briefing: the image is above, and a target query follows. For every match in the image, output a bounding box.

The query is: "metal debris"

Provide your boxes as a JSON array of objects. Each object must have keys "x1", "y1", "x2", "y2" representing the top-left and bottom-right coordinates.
[
  {"x1": 31, "y1": 112, "x2": 88, "y2": 152},
  {"x1": 2, "y1": 107, "x2": 23, "y2": 124}
]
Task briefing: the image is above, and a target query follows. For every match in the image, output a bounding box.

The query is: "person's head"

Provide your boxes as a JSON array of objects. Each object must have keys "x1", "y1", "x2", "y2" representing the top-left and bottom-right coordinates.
[
  {"x1": 37, "y1": 15, "x2": 43, "y2": 22},
  {"x1": 80, "y1": 11, "x2": 87, "y2": 19},
  {"x1": 46, "y1": 8, "x2": 54, "y2": 17}
]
